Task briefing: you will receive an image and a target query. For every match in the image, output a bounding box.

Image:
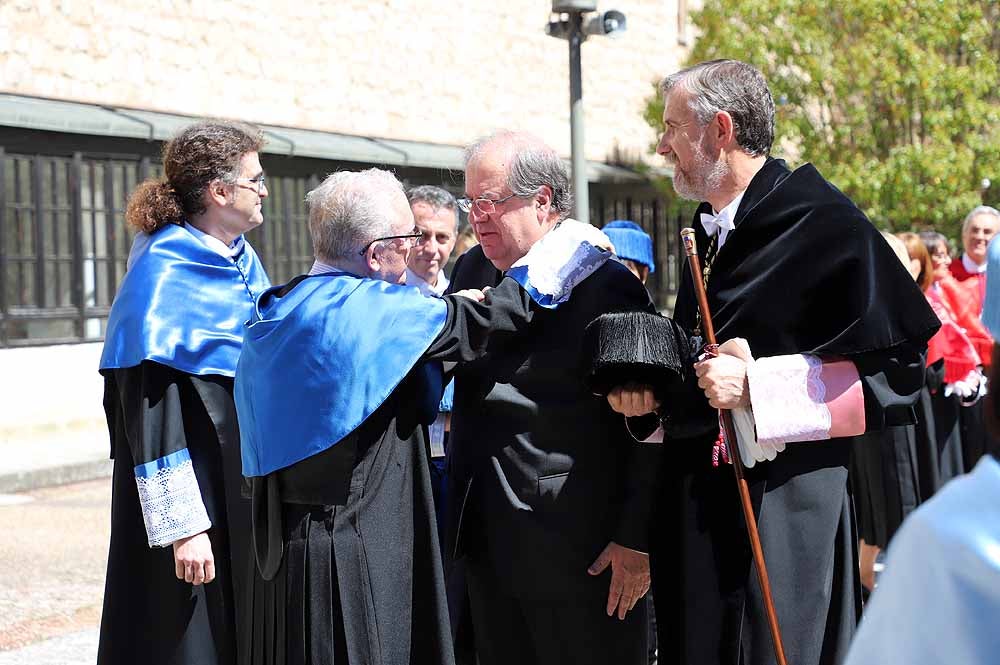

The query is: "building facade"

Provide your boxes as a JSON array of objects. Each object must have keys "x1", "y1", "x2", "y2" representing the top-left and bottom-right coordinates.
[{"x1": 0, "y1": 1, "x2": 693, "y2": 450}]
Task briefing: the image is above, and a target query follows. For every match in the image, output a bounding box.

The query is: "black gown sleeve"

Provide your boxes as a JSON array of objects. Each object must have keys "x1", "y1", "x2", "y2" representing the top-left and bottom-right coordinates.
[
  {"x1": 424, "y1": 276, "x2": 541, "y2": 362},
  {"x1": 853, "y1": 341, "x2": 928, "y2": 430},
  {"x1": 104, "y1": 360, "x2": 212, "y2": 547}
]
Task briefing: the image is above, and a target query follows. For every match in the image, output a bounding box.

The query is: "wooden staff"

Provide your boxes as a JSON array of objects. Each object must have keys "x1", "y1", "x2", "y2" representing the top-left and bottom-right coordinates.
[{"x1": 680, "y1": 227, "x2": 788, "y2": 665}]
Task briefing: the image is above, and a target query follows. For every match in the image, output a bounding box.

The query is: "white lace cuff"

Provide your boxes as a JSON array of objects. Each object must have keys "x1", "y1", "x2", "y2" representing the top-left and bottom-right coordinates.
[
  {"x1": 134, "y1": 448, "x2": 212, "y2": 548},
  {"x1": 506, "y1": 219, "x2": 611, "y2": 308},
  {"x1": 747, "y1": 354, "x2": 865, "y2": 447}
]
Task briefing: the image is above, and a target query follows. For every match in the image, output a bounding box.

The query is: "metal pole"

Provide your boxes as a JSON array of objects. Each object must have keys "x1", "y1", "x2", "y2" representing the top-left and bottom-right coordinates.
[{"x1": 568, "y1": 12, "x2": 589, "y2": 225}]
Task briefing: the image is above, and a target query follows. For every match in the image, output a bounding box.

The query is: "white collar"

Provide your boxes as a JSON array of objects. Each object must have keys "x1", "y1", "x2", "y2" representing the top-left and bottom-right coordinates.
[
  {"x1": 962, "y1": 253, "x2": 987, "y2": 274},
  {"x1": 309, "y1": 259, "x2": 340, "y2": 276},
  {"x1": 700, "y1": 190, "x2": 746, "y2": 248},
  {"x1": 405, "y1": 268, "x2": 449, "y2": 297},
  {"x1": 713, "y1": 190, "x2": 745, "y2": 228},
  {"x1": 184, "y1": 222, "x2": 244, "y2": 261}
]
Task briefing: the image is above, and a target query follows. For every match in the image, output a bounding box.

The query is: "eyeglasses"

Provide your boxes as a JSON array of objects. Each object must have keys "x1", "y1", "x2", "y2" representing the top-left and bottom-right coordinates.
[
  {"x1": 358, "y1": 228, "x2": 423, "y2": 256},
  {"x1": 235, "y1": 174, "x2": 266, "y2": 196},
  {"x1": 457, "y1": 191, "x2": 529, "y2": 216}
]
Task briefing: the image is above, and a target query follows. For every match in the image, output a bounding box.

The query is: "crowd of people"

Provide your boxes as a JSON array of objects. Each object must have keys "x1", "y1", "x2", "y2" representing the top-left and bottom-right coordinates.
[{"x1": 93, "y1": 58, "x2": 999, "y2": 665}]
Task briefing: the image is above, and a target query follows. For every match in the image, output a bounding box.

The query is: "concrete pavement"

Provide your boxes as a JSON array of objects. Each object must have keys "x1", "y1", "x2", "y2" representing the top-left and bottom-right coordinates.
[
  {"x1": 0, "y1": 341, "x2": 110, "y2": 494},
  {"x1": 0, "y1": 425, "x2": 110, "y2": 494},
  {"x1": 0, "y1": 480, "x2": 109, "y2": 661}
]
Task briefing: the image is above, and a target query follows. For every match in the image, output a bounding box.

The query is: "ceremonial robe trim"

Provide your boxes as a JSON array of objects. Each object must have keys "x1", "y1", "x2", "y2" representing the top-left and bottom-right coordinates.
[
  {"x1": 133, "y1": 448, "x2": 212, "y2": 548},
  {"x1": 506, "y1": 219, "x2": 610, "y2": 308},
  {"x1": 747, "y1": 354, "x2": 865, "y2": 448},
  {"x1": 100, "y1": 223, "x2": 270, "y2": 377},
  {"x1": 236, "y1": 273, "x2": 449, "y2": 477}
]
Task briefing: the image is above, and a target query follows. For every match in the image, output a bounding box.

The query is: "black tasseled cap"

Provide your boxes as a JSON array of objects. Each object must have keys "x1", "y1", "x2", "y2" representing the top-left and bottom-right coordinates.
[{"x1": 582, "y1": 311, "x2": 694, "y2": 399}]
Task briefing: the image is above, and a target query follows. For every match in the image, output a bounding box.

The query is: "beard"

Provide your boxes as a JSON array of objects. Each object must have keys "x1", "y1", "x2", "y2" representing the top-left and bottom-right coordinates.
[{"x1": 668, "y1": 137, "x2": 728, "y2": 202}]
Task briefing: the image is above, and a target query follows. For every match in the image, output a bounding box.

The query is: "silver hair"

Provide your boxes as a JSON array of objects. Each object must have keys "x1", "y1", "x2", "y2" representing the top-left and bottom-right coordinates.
[
  {"x1": 464, "y1": 130, "x2": 573, "y2": 220},
  {"x1": 919, "y1": 230, "x2": 951, "y2": 255},
  {"x1": 661, "y1": 59, "x2": 775, "y2": 157},
  {"x1": 407, "y1": 185, "x2": 459, "y2": 231},
  {"x1": 962, "y1": 205, "x2": 1000, "y2": 234},
  {"x1": 306, "y1": 168, "x2": 405, "y2": 261}
]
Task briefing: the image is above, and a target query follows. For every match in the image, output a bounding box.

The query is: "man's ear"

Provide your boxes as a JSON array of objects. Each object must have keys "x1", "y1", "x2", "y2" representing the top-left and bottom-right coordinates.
[
  {"x1": 365, "y1": 244, "x2": 381, "y2": 274},
  {"x1": 205, "y1": 179, "x2": 230, "y2": 209},
  {"x1": 535, "y1": 184, "x2": 553, "y2": 221},
  {"x1": 713, "y1": 111, "x2": 736, "y2": 148}
]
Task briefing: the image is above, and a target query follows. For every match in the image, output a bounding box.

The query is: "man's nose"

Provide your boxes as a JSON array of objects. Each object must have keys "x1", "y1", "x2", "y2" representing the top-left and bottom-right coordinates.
[
  {"x1": 469, "y1": 206, "x2": 489, "y2": 224},
  {"x1": 656, "y1": 135, "x2": 671, "y2": 156}
]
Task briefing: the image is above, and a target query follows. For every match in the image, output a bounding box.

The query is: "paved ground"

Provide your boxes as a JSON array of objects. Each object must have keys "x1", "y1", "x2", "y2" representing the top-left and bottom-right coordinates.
[
  {"x1": 0, "y1": 426, "x2": 110, "y2": 494},
  {"x1": 0, "y1": 480, "x2": 109, "y2": 662}
]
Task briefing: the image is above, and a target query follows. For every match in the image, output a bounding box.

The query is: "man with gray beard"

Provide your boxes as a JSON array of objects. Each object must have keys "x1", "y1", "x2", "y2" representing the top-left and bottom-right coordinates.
[{"x1": 608, "y1": 60, "x2": 938, "y2": 665}]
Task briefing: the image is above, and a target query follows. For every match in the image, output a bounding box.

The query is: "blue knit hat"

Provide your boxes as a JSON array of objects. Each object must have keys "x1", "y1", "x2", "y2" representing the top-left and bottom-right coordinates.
[{"x1": 601, "y1": 220, "x2": 655, "y2": 272}]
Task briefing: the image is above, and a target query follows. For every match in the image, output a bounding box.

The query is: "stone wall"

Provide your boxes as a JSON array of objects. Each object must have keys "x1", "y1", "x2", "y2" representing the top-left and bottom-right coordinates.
[{"x1": 0, "y1": 0, "x2": 691, "y2": 163}]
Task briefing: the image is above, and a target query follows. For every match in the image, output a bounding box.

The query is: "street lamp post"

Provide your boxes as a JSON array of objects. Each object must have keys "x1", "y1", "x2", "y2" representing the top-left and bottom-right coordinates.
[
  {"x1": 546, "y1": 2, "x2": 626, "y2": 226},
  {"x1": 568, "y1": 12, "x2": 587, "y2": 224}
]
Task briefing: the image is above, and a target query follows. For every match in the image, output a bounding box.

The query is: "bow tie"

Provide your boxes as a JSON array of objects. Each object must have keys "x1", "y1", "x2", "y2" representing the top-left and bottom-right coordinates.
[{"x1": 700, "y1": 212, "x2": 735, "y2": 237}]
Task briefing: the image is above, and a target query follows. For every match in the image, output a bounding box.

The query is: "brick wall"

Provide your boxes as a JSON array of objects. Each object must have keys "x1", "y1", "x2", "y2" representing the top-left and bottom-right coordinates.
[{"x1": 0, "y1": 0, "x2": 690, "y2": 163}]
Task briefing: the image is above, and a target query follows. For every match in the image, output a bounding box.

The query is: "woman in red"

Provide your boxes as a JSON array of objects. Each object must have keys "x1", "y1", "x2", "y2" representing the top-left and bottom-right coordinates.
[
  {"x1": 900, "y1": 233, "x2": 983, "y2": 497},
  {"x1": 921, "y1": 231, "x2": 995, "y2": 473}
]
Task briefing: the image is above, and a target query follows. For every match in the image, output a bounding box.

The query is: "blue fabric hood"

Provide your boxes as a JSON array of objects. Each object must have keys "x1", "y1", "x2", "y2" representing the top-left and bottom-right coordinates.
[
  {"x1": 236, "y1": 272, "x2": 448, "y2": 477},
  {"x1": 99, "y1": 223, "x2": 270, "y2": 377}
]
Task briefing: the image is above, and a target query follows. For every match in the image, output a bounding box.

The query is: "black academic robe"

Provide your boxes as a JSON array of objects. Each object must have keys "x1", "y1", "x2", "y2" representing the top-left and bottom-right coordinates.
[
  {"x1": 244, "y1": 274, "x2": 544, "y2": 665},
  {"x1": 99, "y1": 361, "x2": 250, "y2": 665},
  {"x1": 914, "y1": 360, "x2": 965, "y2": 502},
  {"x1": 849, "y1": 423, "x2": 921, "y2": 549},
  {"x1": 446, "y1": 247, "x2": 660, "y2": 665},
  {"x1": 654, "y1": 158, "x2": 940, "y2": 665}
]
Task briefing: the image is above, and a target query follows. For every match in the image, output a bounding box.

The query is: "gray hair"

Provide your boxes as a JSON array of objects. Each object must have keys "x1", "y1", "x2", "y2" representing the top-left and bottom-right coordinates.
[
  {"x1": 661, "y1": 59, "x2": 775, "y2": 157},
  {"x1": 306, "y1": 168, "x2": 405, "y2": 261},
  {"x1": 919, "y1": 230, "x2": 950, "y2": 255},
  {"x1": 464, "y1": 131, "x2": 573, "y2": 220},
  {"x1": 407, "y1": 185, "x2": 459, "y2": 231},
  {"x1": 962, "y1": 205, "x2": 1000, "y2": 234}
]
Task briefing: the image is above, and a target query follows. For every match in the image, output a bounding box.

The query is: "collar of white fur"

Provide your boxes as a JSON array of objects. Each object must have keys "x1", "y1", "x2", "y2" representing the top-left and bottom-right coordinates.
[{"x1": 506, "y1": 219, "x2": 612, "y2": 308}]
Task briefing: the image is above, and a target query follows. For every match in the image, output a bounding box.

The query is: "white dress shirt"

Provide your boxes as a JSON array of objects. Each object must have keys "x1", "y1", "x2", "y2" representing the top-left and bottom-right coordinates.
[
  {"x1": 309, "y1": 259, "x2": 340, "y2": 276},
  {"x1": 184, "y1": 222, "x2": 244, "y2": 262},
  {"x1": 405, "y1": 268, "x2": 449, "y2": 297},
  {"x1": 962, "y1": 252, "x2": 988, "y2": 274},
  {"x1": 700, "y1": 190, "x2": 746, "y2": 251}
]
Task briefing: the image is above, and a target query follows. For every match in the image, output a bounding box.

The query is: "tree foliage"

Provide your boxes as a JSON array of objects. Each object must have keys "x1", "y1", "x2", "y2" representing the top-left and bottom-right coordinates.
[{"x1": 645, "y1": 0, "x2": 1000, "y2": 237}]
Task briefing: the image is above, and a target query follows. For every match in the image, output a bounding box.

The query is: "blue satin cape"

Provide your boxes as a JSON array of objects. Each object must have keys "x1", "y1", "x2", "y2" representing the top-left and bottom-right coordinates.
[
  {"x1": 236, "y1": 272, "x2": 448, "y2": 477},
  {"x1": 99, "y1": 223, "x2": 271, "y2": 377}
]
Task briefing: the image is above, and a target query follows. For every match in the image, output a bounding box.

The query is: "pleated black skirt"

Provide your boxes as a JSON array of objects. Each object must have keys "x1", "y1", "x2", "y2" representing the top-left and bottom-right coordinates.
[
  {"x1": 959, "y1": 399, "x2": 1000, "y2": 473},
  {"x1": 850, "y1": 425, "x2": 921, "y2": 548},
  {"x1": 245, "y1": 505, "x2": 350, "y2": 665},
  {"x1": 912, "y1": 384, "x2": 965, "y2": 501}
]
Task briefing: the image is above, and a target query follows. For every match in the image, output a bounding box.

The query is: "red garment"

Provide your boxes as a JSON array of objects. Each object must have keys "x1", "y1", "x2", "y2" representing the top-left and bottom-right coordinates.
[
  {"x1": 925, "y1": 286, "x2": 981, "y2": 384},
  {"x1": 948, "y1": 257, "x2": 987, "y2": 308},
  {"x1": 938, "y1": 275, "x2": 993, "y2": 368}
]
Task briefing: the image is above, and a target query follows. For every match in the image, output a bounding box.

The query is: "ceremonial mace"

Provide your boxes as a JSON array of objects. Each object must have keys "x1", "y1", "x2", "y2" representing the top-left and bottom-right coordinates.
[{"x1": 680, "y1": 228, "x2": 789, "y2": 665}]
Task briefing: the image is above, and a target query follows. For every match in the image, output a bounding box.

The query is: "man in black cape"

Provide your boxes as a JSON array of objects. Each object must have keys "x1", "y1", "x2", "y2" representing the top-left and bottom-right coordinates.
[
  {"x1": 609, "y1": 60, "x2": 940, "y2": 665},
  {"x1": 445, "y1": 131, "x2": 660, "y2": 665}
]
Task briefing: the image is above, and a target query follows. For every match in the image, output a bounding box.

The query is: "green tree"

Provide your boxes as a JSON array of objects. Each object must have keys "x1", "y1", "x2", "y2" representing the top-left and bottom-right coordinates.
[{"x1": 645, "y1": 0, "x2": 1000, "y2": 237}]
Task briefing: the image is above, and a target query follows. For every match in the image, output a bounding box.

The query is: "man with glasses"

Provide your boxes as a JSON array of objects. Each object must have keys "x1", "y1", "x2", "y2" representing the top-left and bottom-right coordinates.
[
  {"x1": 99, "y1": 121, "x2": 271, "y2": 665},
  {"x1": 234, "y1": 167, "x2": 611, "y2": 665},
  {"x1": 444, "y1": 131, "x2": 659, "y2": 665}
]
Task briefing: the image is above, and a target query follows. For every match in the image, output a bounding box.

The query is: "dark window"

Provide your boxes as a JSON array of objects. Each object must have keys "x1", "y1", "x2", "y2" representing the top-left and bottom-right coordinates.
[{"x1": 0, "y1": 135, "x2": 677, "y2": 347}]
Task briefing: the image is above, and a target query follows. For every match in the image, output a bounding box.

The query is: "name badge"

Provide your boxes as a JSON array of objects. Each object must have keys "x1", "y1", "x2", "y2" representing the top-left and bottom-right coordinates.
[{"x1": 429, "y1": 413, "x2": 447, "y2": 458}]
